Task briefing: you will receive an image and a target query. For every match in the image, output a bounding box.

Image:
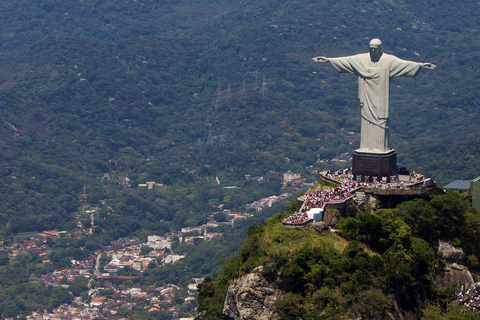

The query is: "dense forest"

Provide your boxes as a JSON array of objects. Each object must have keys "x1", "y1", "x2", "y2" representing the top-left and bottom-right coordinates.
[
  {"x1": 0, "y1": 0, "x2": 479, "y2": 235},
  {"x1": 0, "y1": 0, "x2": 480, "y2": 316}
]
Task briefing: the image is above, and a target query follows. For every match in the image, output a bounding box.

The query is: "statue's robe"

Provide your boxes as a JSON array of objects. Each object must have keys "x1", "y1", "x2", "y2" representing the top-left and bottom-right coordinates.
[{"x1": 328, "y1": 53, "x2": 423, "y2": 153}]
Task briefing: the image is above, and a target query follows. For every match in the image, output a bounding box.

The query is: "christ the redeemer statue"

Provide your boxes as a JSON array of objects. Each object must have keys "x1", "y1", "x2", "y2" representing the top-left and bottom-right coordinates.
[{"x1": 313, "y1": 38, "x2": 436, "y2": 153}]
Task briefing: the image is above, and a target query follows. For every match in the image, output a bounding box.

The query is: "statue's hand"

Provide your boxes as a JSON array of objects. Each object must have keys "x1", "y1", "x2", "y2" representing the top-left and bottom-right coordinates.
[
  {"x1": 312, "y1": 56, "x2": 329, "y2": 63},
  {"x1": 422, "y1": 63, "x2": 436, "y2": 69}
]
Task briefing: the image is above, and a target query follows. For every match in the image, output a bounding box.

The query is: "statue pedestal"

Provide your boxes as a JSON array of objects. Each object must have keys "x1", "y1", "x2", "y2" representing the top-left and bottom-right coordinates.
[{"x1": 352, "y1": 149, "x2": 397, "y2": 182}]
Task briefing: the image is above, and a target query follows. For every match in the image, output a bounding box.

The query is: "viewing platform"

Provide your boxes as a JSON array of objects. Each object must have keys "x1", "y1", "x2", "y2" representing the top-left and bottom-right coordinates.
[{"x1": 284, "y1": 168, "x2": 441, "y2": 227}]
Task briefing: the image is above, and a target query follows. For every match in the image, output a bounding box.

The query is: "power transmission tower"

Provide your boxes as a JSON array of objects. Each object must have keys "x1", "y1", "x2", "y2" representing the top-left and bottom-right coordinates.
[
  {"x1": 214, "y1": 83, "x2": 222, "y2": 112},
  {"x1": 206, "y1": 123, "x2": 214, "y2": 145},
  {"x1": 226, "y1": 83, "x2": 232, "y2": 108},
  {"x1": 197, "y1": 138, "x2": 203, "y2": 149},
  {"x1": 240, "y1": 80, "x2": 247, "y2": 105},
  {"x1": 219, "y1": 134, "x2": 225, "y2": 147},
  {"x1": 261, "y1": 76, "x2": 267, "y2": 98},
  {"x1": 249, "y1": 71, "x2": 259, "y2": 90}
]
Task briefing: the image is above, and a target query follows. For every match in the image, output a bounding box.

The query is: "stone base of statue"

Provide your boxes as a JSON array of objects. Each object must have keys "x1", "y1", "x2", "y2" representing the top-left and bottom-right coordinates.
[{"x1": 352, "y1": 149, "x2": 397, "y2": 182}]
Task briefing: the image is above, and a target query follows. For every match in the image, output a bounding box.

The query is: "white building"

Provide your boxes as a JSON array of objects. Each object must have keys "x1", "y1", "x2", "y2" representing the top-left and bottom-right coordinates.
[{"x1": 147, "y1": 235, "x2": 172, "y2": 250}]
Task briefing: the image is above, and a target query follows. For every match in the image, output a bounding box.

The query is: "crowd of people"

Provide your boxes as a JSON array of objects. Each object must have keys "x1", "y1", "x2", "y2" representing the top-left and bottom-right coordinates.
[
  {"x1": 282, "y1": 167, "x2": 430, "y2": 226},
  {"x1": 303, "y1": 181, "x2": 357, "y2": 212},
  {"x1": 282, "y1": 211, "x2": 311, "y2": 226},
  {"x1": 283, "y1": 172, "x2": 360, "y2": 226},
  {"x1": 321, "y1": 168, "x2": 427, "y2": 189},
  {"x1": 456, "y1": 285, "x2": 480, "y2": 314},
  {"x1": 409, "y1": 171, "x2": 425, "y2": 183}
]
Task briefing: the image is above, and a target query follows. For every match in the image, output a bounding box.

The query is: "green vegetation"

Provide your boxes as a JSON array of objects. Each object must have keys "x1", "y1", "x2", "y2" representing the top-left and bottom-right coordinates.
[
  {"x1": 0, "y1": 252, "x2": 73, "y2": 317},
  {"x1": 0, "y1": 0, "x2": 480, "y2": 317},
  {"x1": 0, "y1": 0, "x2": 479, "y2": 237},
  {"x1": 197, "y1": 192, "x2": 480, "y2": 319}
]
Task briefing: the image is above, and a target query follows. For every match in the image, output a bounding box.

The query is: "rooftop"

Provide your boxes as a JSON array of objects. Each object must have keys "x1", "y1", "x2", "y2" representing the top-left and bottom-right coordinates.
[{"x1": 444, "y1": 180, "x2": 471, "y2": 191}]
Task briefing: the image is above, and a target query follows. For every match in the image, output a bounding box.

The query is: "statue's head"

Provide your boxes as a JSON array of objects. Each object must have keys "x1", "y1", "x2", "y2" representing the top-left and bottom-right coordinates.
[{"x1": 369, "y1": 38, "x2": 382, "y2": 57}]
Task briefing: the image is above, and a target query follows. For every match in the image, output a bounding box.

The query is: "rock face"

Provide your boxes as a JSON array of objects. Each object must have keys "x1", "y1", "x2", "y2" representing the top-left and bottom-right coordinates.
[
  {"x1": 433, "y1": 263, "x2": 475, "y2": 291},
  {"x1": 433, "y1": 241, "x2": 474, "y2": 291},
  {"x1": 322, "y1": 209, "x2": 339, "y2": 227},
  {"x1": 437, "y1": 241, "x2": 466, "y2": 263},
  {"x1": 223, "y1": 266, "x2": 280, "y2": 320}
]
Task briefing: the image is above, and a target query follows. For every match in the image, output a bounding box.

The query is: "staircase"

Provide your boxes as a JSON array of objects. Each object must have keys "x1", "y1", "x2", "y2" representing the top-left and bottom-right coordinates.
[{"x1": 354, "y1": 191, "x2": 365, "y2": 206}]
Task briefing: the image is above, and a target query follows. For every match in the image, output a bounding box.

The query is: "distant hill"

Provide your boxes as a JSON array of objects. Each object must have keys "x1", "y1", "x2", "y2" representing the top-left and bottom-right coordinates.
[{"x1": 0, "y1": 0, "x2": 479, "y2": 233}]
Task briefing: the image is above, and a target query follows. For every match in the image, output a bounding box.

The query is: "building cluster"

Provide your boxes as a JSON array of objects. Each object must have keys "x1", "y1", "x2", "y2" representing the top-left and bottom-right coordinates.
[
  {"x1": 32, "y1": 265, "x2": 94, "y2": 287},
  {"x1": 282, "y1": 171, "x2": 302, "y2": 187},
  {"x1": 208, "y1": 209, "x2": 252, "y2": 224},
  {"x1": 0, "y1": 231, "x2": 205, "y2": 319},
  {"x1": 330, "y1": 152, "x2": 352, "y2": 163},
  {"x1": 282, "y1": 171, "x2": 314, "y2": 188},
  {"x1": 137, "y1": 181, "x2": 166, "y2": 190},
  {"x1": 100, "y1": 237, "x2": 181, "y2": 275},
  {"x1": 15, "y1": 232, "x2": 205, "y2": 319},
  {"x1": 73, "y1": 205, "x2": 97, "y2": 234},
  {"x1": 179, "y1": 210, "x2": 252, "y2": 244},
  {"x1": 8, "y1": 236, "x2": 54, "y2": 258},
  {"x1": 6, "y1": 179, "x2": 267, "y2": 319},
  {"x1": 227, "y1": 210, "x2": 253, "y2": 221},
  {"x1": 146, "y1": 235, "x2": 172, "y2": 250},
  {"x1": 245, "y1": 174, "x2": 265, "y2": 183},
  {"x1": 23, "y1": 305, "x2": 100, "y2": 319},
  {"x1": 20, "y1": 281, "x2": 200, "y2": 319},
  {"x1": 179, "y1": 230, "x2": 223, "y2": 246},
  {"x1": 246, "y1": 193, "x2": 291, "y2": 211}
]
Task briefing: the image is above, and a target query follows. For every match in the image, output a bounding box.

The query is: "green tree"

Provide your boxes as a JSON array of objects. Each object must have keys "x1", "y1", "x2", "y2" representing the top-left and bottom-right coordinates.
[
  {"x1": 0, "y1": 251, "x2": 9, "y2": 266},
  {"x1": 140, "y1": 245, "x2": 154, "y2": 256},
  {"x1": 70, "y1": 276, "x2": 88, "y2": 296},
  {"x1": 338, "y1": 217, "x2": 359, "y2": 240}
]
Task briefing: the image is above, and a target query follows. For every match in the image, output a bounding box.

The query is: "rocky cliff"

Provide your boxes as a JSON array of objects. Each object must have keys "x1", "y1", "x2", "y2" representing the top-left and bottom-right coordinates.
[
  {"x1": 222, "y1": 266, "x2": 280, "y2": 320},
  {"x1": 198, "y1": 260, "x2": 475, "y2": 320},
  {"x1": 195, "y1": 192, "x2": 480, "y2": 319}
]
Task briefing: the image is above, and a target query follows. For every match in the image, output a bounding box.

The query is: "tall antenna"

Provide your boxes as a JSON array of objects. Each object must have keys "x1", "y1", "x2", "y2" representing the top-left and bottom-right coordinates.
[
  {"x1": 83, "y1": 185, "x2": 87, "y2": 199},
  {"x1": 261, "y1": 76, "x2": 267, "y2": 98}
]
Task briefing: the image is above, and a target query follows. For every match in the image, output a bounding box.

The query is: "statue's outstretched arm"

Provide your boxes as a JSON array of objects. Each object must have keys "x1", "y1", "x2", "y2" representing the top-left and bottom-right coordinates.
[
  {"x1": 422, "y1": 62, "x2": 436, "y2": 69},
  {"x1": 312, "y1": 56, "x2": 329, "y2": 63}
]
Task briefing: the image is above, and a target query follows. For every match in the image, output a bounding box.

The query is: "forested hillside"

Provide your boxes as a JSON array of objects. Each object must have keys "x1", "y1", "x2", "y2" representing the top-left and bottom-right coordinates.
[
  {"x1": 0, "y1": 0, "x2": 479, "y2": 317},
  {"x1": 197, "y1": 192, "x2": 480, "y2": 319},
  {"x1": 0, "y1": 0, "x2": 479, "y2": 236},
  {"x1": 0, "y1": 0, "x2": 479, "y2": 269}
]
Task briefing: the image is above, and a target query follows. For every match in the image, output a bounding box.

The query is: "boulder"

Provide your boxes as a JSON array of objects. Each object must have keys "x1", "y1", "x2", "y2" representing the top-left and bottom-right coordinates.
[
  {"x1": 433, "y1": 262, "x2": 475, "y2": 292},
  {"x1": 437, "y1": 241, "x2": 466, "y2": 263},
  {"x1": 223, "y1": 266, "x2": 280, "y2": 320}
]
